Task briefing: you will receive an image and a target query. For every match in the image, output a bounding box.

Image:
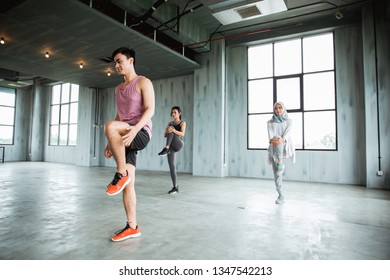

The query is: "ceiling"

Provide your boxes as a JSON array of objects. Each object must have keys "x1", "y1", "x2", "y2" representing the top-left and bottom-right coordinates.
[{"x1": 0, "y1": 0, "x2": 368, "y2": 89}]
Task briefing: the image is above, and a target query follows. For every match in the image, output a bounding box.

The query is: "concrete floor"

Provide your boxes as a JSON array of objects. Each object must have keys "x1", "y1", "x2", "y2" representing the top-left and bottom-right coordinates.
[{"x1": 0, "y1": 162, "x2": 389, "y2": 260}]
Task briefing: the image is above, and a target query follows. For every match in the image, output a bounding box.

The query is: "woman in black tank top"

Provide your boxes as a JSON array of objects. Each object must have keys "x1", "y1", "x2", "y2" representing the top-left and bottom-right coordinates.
[{"x1": 158, "y1": 106, "x2": 186, "y2": 194}]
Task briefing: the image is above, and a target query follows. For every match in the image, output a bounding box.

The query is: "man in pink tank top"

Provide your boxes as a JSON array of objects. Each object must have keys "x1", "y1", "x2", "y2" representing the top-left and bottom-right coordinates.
[{"x1": 104, "y1": 47, "x2": 155, "y2": 242}]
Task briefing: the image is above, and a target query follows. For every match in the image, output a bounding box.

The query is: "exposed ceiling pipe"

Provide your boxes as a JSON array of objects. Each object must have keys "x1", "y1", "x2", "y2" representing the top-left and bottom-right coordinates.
[
  {"x1": 129, "y1": 0, "x2": 168, "y2": 25},
  {"x1": 155, "y1": 4, "x2": 203, "y2": 31},
  {"x1": 183, "y1": 23, "x2": 302, "y2": 48}
]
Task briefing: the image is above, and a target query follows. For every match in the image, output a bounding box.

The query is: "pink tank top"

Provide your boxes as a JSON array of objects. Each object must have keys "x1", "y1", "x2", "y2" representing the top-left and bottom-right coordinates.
[{"x1": 115, "y1": 75, "x2": 152, "y2": 138}]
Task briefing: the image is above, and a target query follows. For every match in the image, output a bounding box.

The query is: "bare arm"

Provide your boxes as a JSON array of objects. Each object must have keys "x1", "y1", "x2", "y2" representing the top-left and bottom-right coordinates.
[
  {"x1": 114, "y1": 112, "x2": 120, "y2": 121},
  {"x1": 167, "y1": 121, "x2": 186, "y2": 137},
  {"x1": 135, "y1": 77, "x2": 155, "y2": 131}
]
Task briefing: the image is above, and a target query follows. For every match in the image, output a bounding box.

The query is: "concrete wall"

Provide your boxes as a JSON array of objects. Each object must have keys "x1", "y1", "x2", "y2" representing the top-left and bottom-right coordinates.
[
  {"x1": 193, "y1": 40, "x2": 226, "y2": 177},
  {"x1": 28, "y1": 82, "x2": 48, "y2": 161},
  {"x1": 362, "y1": 0, "x2": 390, "y2": 189}
]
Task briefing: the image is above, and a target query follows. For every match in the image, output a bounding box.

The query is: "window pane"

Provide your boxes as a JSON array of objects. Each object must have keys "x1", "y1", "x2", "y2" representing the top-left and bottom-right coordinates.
[
  {"x1": 248, "y1": 44, "x2": 273, "y2": 79},
  {"x1": 60, "y1": 104, "x2": 69, "y2": 124},
  {"x1": 304, "y1": 111, "x2": 336, "y2": 149},
  {"x1": 50, "y1": 125, "x2": 59, "y2": 145},
  {"x1": 0, "y1": 107, "x2": 14, "y2": 125},
  {"x1": 248, "y1": 79, "x2": 273, "y2": 113},
  {"x1": 304, "y1": 72, "x2": 335, "y2": 110},
  {"x1": 288, "y1": 112, "x2": 303, "y2": 149},
  {"x1": 0, "y1": 126, "x2": 13, "y2": 144},
  {"x1": 61, "y1": 83, "x2": 70, "y2": 103},
  {"x1": 248, "y1": 114, "x2": 272, "y2": 149},
  {"x1": 274, "y1": 39, "x2": 301, "y2": 76},
  {"x1": 0, "y1": 91, "x2": 16, "y2": 106},
  {"x1": 52, "y1": 85, "x2": 61, "y2": 104},
  {"x1": 303, "y1": 33, "x2": 334, "y2": 72},
  {"x1": 50, "y1": 105, "x2": 60, "y2": 125},
  {"x1": 50, "y1": 83, "x2": 79, "y2": 147},
  {"x1": 68, "y1": 124, "x2": 77, "y2": 145},
  {"x1": 71, "y1": 84, "x2": 79, "y2": 102},
  {"x1": 276, "y1": 77, "x2": 301, "y2": 110},
  {"x1": 69, "y1": 103, "x2": 78, "y2": 123},
  {"x1": 59, "y1": 125, "x2": 68, "y2": 145}
]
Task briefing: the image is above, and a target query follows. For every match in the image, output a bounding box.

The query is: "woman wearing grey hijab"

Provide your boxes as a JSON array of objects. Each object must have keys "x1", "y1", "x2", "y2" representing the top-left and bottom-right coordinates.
[{"x1": 267, "y1": 102, "x2": 295, "y2": 204}]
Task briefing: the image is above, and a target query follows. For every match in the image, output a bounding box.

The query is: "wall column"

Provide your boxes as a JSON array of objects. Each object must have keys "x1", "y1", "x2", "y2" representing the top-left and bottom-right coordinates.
[{"x1": 193, "y1": 40, "x2": 226, "y2": 177}]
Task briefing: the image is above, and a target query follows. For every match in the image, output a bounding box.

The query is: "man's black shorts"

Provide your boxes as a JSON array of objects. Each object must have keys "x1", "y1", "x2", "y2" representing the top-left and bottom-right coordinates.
[{"x1": 125, "y1": 128, "x2": 150, "y2": 167}]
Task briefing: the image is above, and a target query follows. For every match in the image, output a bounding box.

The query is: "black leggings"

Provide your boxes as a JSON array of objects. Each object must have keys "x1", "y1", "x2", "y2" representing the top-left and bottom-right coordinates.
[{"x1": 166, "y1": 132, "x2": 184, "y2": 187}]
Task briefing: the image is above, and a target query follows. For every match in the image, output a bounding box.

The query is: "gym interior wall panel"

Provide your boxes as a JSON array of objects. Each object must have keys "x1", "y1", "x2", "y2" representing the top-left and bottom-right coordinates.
[
  {"x1": 89, "y1": 88, "x2": 100, "y2": 167},
  {"x1": 362, "y1": 0, "x2": 390, "y2": 189},
  {"x1": 375, "y1": 0, "x2": 390, "y2": 189},
  {"x1": 98, "y1": 87, "x2": 116, "y2": 168},
  {"x1": 225, "y1": 46, "x2": 256, "y2": 178},
  {"x1": 29, "y1": 83, "x2": 47, "y2": 161},
  {"x1": 193, "y1": 40, "x2": 226, "y2": 177},
  {"x1": 333, "y1": 26, "x2": 366, "y2": 185}
]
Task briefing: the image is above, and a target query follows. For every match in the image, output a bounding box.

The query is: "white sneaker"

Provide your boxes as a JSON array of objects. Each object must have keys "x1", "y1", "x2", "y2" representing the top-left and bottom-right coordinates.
[{"x1": 275, "y1": 195, "x2": 284, "y2": 204}]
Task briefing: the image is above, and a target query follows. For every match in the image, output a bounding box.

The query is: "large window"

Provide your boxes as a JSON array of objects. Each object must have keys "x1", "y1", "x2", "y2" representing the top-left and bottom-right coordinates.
[
  {"x1": 0, "y1": 87, "x2": 16, "y2": 145},
  {"x1": 248, "y1": 32, "x2": 337, "y2": 150},
  {"x1": 49, "y1": 83, "x2": 79, "y2": 146}
]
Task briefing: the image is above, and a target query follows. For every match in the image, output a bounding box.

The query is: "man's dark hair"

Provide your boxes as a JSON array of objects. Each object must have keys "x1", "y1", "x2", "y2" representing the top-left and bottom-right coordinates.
[{"x1": 112, "y1": 47, "x2": 136, "y2": 65}]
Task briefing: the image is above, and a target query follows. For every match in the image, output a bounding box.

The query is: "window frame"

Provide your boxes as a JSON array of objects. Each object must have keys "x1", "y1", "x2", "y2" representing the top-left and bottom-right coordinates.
[
  {"x1": 49, "y1": 83, "x2": 79, "y2": 146},
  {"x1": 247, "y1": 32, "x2": 338, "y2": 151},
  {"x1": 0, "y1": 87, "x2": 16, "y2": 145}
]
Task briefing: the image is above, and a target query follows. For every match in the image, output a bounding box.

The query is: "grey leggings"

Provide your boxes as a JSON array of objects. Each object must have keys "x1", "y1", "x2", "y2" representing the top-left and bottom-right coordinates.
[
  {"x1": 274, "y1": 142, "x2": 285, "y2": 159},
  {"x1": 271, "y1": 159, "x2": 283, "y2": 196},
  {"x1": 166, "y1": 132, "x2": 184, "y2": 187}
]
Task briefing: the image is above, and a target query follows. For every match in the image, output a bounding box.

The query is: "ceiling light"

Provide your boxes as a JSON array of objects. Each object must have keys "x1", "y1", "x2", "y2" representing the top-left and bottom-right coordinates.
[
  {"x1": 335, "y1": 10, "x2": 343, "y2": 20},
  {"x1": 107, "y1": 70, "x2": 111, "y2": 76},
  {"x1": 45, "y1": 52, "x2": 50, "y2": 58},
  {"x1": 79, "y1": 63, "x2": 84, "y2": 69},
  {"x1": 0, "y1": 38, "x2": 5, "y2": 44}
]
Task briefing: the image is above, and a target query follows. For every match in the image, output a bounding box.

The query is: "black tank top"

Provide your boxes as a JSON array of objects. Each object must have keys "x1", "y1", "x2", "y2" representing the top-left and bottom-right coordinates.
[
  {"x1": 170, "y1": 121, "x2": 184, "y2": 139},
  {"x1": 170, "y1": 121, "x2": 182, "y2": 131}
]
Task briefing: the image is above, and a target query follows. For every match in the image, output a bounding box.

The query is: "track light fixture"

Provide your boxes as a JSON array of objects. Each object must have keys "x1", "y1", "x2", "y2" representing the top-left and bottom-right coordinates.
[
  {"x1": 45, "y1": 52, "x2": 50, "y2": 58},
  {"x1": 0, "y1": 37, "x2": 5, "y2": 44},
  {"x1": 79, "y1": 63, "x2": 84, "y2": 69}
]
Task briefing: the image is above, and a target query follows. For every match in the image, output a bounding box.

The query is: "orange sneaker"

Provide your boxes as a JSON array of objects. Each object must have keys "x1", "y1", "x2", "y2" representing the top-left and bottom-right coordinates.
[
  {"x1": 106, "y1": 171, "x2": 131, "y2": 196},
  {"x1": 112, "y1": 223, "x2": 141, "y2": 242}
]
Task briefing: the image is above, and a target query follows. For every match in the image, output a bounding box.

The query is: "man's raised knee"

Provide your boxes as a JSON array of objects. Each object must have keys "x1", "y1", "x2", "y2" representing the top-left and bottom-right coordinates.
[{"x1": 105, "y1": 120, "x2": 117, "y2": 136}]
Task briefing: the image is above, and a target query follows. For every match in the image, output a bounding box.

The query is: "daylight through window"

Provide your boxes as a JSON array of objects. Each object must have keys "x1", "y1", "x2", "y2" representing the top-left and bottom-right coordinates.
[
  {"x1": 0, "y1": 87, "x2": 16, "y2": 145},
  {"x1": 49, "y1": 83, "x2": 79, "y2": 146},
  {"x1": 247, "y1": 32, "x2": 337, "y2": 150}
]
